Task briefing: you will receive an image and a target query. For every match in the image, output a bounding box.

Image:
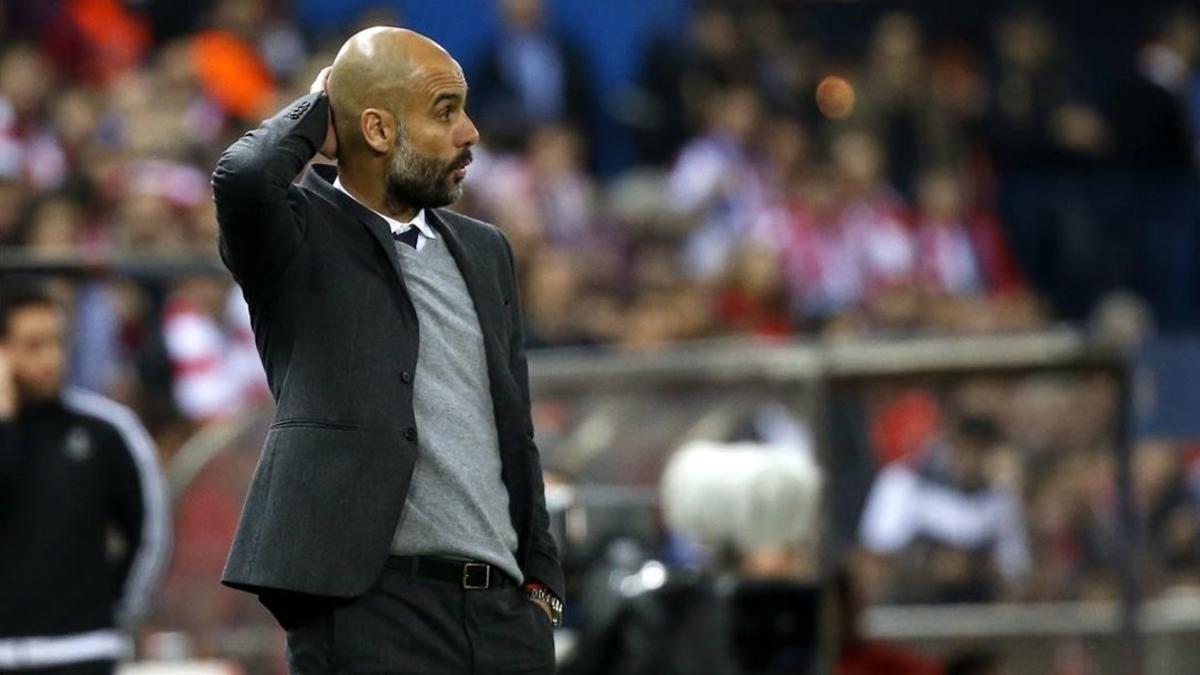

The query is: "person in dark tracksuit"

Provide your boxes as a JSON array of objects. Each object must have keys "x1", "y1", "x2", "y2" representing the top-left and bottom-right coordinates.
[{"x1": 0, "y1": 282, "x2": 171, "y2": 675}]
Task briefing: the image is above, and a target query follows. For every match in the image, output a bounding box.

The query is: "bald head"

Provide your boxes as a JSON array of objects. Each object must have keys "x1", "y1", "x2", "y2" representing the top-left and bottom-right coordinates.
[
  {"x1": 322, "y1": 27, "x2": 478, "y2": 219},
  {"x1": 328, "y1": 27, "x2": 463, "y2": 157}
]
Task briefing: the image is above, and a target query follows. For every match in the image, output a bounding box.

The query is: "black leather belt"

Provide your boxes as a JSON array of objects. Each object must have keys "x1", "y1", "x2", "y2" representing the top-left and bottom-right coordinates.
[{"x1": 386, "y1": 555, "x2": 516, "y2": 590}]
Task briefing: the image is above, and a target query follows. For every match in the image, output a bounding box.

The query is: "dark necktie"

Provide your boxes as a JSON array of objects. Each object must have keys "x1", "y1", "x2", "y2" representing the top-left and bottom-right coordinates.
[{"x1": 393, "y1": 227, "x2": 419, "y2": 249}]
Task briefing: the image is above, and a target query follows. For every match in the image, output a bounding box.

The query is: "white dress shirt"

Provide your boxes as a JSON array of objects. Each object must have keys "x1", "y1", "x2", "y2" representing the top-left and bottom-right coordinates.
[{"x1": 334, "y1": 177, "x2": 437, "y2": 252}]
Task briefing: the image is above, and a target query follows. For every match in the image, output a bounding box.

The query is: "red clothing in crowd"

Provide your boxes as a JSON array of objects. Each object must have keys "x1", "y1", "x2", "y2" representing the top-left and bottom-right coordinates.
[
  {"x1": 911, "y1": 209, "x2": 1024, "y2": 297},
  {"x1": 966, "y1": 209, "x2": 1024, "y2": 295},
  {"x1": 717, "y1": 288, "x2": 793, "y2": 339},
  {"x1": 42, "y1": 0, "x2": 151, "y2": 85},
  {"x1": 836, "y1": 640, "x2": 944, "y2": 675}
]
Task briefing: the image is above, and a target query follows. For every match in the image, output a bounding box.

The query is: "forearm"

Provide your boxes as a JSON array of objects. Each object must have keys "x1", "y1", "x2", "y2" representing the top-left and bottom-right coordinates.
[
  {"x1": 513, "y1": 354, "x2": 565, "y2": 600},
  {"x1": 211, "y1": 92, "x2": 328, "y2": 283},
  {"x1": 521, "y1": 456, "x2": 565, "y2": 603},
  {"x1": 501, "y1": 234, "x2": 565, "y2": 601},
  {"x1": 518, "y1": 406, "x2": 565, "y2": 605},
  {"x1": 213, "y1": 92, "x2": 328, "y2": 199}
]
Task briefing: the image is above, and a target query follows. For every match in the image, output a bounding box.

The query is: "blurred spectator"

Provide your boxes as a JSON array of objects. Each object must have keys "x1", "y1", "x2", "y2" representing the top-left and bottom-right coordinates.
[
  {"x1": 478, "y1": 125, "x2": 600, "y2": 250},
  {"x1": 0, "y1": 170, "x2": 23, "y2": 243},
  {"x1": 1109, "y1": 5, "x2": 1200, "y2": 330},
  {"x1": 780, "y1": 167, "x2": 863, "y2": 321},
  {"x1": 0, "y1": 42, "x2": 58, "y2": 189},
  {"x1": 473, "y1": 0, "x2": 595, "y2": 151},
  {"x1": 911, "y1": 168, "x2": 984, "y2": 298},
  {"x1": 163, "y1": 283, "x2": 267, "y2": 422},
  {"x1": 859, "y1": 413, "x2": 1030, "y2": 604},
  {"x1": 41, "y1": 0, "x2": 151, "y2": 86},
  {"x1": 523, "y1": 126, "x2": 597, "y2": 246},
  {"x1": 987, "y1": 9, "x2": 1106, "y2": 171},
  {"x1": 521, "y1": 248, "x2": 596, "y2": 349},
  {"x1": 831, "y1": 129, "x2": 913, "y2": 295},
  {"x1": 0, "y1": 43, "x2": 52, "y2": 129},
  {"x1": 190, "y1": 28, "x2": 276, "y2": 123},
  {"x1": 1020, "y1": 449, "x2": 1113, "y2": 601},
  {"x1": 986, "y1": 8, "x2": 1109, "y2": 321},
  {"x1": 1111, "y1": 5, "x2": 1199, "y2": 173},
  {"x1": 1135, "y1": 441, "x2": 1200, "y2": 589},
  {"x1": 0, "y1": 280, "x2": 170, "y2": 673},
  {"x1": 716, "y1": 243, "x2": 792, "y2": 340},
  {"x1": 16, "y1": 194, "x2": 85, "y2": 254},
  {"x1": 754, "y1": 115, "x2": 810, "y2": 208},
  {"x1": 858, "y1": 12, "x2": 929, "y2": 198},
  {"x1": 667, "y1": 85, "x2": 765, "y2": 280},
  {"x1": 627, "y1": 3, "x2": 751, "y2": 165}
]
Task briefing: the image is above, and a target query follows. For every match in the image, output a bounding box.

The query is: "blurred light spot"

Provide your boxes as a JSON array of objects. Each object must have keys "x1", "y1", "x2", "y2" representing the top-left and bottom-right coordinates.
[{"x1": 816, "y1": 75, "x2": 856, "y2": 119}]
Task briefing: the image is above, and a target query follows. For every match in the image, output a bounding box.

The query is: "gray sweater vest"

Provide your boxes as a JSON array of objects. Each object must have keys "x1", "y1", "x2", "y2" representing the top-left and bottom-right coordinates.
[{"x1": 388, "y1": 231, "x2": 522, "y2": 584}]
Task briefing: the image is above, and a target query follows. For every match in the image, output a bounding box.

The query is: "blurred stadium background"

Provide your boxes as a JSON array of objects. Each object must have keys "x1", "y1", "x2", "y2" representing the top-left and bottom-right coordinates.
[{"x1": 2, "y1": 0, "x2": 1200, "y2": 673}]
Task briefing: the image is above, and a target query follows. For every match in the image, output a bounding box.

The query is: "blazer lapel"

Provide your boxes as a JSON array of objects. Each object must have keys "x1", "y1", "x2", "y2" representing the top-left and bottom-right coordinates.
[
  {"x1": 301, "y1": 165, "x2": 410, "y2": 296},
  {"x1": 358, "y1": 212, "x2": 407, "y2": 289},
  {"x1": 428, "y1": 209, "x2": 507, "y2": 364}
]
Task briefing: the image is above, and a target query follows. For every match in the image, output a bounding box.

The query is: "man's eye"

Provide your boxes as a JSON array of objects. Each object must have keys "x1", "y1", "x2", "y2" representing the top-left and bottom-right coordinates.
[{"x1": 439, "y1": 108, "x2": 453, "y2": 120}]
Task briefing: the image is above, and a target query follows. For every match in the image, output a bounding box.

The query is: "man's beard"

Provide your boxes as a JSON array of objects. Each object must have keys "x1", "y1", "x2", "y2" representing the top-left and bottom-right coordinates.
[{"x1": 384, "y1": 135, "x2": 471, "y2": 212}]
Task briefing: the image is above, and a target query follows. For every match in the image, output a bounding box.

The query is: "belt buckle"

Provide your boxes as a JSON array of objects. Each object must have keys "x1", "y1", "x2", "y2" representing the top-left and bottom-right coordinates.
[{"x1": 463, "y1": 563, "x2": 490, "y2": 590}]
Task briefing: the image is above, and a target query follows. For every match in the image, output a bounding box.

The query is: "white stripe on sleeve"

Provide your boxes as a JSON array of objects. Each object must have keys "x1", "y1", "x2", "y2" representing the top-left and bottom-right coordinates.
[
  {"x1": 0, "y1": 630, "x2": 131, "y2": 668},
  {"x1": 63, "y1": 387, "x2": 172, "y2": 625}
]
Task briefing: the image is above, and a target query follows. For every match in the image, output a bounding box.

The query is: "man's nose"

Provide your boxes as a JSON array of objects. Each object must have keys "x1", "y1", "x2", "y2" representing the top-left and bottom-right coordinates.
[{"x1": 459, "y1": 113, "x2": 480, "y2": 147}]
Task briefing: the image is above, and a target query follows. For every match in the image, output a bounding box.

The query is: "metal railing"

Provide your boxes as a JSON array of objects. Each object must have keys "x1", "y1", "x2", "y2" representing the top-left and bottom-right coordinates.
[{"x1": 0, "y1": 248, "x2": 227, "y2": 279}]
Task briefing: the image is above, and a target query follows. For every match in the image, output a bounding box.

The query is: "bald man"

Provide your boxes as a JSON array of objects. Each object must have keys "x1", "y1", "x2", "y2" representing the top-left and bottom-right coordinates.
[{"x1": 211, "y1": 28, "x2": 562, "y2": 673}]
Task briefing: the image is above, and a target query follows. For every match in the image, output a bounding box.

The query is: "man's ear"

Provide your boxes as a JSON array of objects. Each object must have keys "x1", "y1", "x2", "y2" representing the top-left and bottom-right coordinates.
[{"x1": 360, "y1": 108, "x2": 395, "y2": 154}]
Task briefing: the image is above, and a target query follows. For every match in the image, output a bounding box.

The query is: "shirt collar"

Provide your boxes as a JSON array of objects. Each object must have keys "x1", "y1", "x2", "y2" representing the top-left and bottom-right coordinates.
[{"x1": 333, "y1": 177, "x2": 437, "y2": 241}]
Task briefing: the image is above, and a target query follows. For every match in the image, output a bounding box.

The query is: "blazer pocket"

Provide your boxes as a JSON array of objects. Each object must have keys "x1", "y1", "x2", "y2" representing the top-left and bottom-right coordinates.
[{"x1": 269, "y1": 417, "x2": 360, "y2": 431}]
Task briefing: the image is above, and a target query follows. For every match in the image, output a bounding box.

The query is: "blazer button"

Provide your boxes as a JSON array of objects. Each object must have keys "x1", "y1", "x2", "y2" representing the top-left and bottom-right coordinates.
[
  {"x1": 400, "y1": 370, "x2": 412, "y2": 384},
  {"x1": 404, "y1": 427, "x2": 418, "y2": 442}
]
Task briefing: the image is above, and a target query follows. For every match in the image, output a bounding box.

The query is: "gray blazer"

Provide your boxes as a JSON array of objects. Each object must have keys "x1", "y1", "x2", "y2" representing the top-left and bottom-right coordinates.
[{"x1": 211, "y1": 92, "x2": 564, "y2": 602}]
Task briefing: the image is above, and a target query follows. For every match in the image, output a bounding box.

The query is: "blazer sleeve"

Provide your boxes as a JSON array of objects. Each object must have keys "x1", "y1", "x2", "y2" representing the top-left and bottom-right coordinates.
[
  {"x1": 500, "y1": 233, "x2": 566, "y2": 603},
  {"x1": 211, "y1": 91, "x2": 329, "y2": 289}
]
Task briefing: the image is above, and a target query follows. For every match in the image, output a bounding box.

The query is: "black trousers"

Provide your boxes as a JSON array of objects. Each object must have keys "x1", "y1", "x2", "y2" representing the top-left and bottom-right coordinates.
[{"x1": 261, "y1": 563, "x2": 556, "y2": 674}]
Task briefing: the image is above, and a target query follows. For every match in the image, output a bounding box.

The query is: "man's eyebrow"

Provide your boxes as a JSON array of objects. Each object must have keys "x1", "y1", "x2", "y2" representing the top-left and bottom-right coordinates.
[{"x1": 431, "y1": 91, "x2": 466, "y2": 108}]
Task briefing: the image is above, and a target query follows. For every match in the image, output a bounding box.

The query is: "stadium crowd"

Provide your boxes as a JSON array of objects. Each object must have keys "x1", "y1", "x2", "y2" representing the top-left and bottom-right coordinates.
[{"x1": 0, "y1": 0, "x2": 1196, "y2": 422}]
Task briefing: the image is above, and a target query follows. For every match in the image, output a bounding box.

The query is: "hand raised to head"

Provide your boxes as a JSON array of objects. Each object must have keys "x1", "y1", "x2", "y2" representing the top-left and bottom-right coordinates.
[{"x1": 310, "y1": 66, "x2": 338, "y2": 160}]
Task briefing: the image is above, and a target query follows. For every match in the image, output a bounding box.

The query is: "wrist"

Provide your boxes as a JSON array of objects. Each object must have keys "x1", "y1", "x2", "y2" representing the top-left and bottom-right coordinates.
[{"x1": 523, "y1": 581, "x2": 564, "y2": 627}]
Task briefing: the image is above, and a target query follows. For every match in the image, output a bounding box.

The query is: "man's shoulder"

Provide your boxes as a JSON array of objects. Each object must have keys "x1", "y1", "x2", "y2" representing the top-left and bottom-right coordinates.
[{"x1": 433, "y1": 208, "x2": 507, "y2": 247}]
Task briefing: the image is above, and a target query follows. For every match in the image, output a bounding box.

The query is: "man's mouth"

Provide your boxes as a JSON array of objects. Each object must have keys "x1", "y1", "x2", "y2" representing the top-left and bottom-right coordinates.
[
  {"x1": 452, "y1": 152, "x2": 473, "y2": 172},
  {"x1": 450, "y1": 155, "x2": 472, "y2": 181}
]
